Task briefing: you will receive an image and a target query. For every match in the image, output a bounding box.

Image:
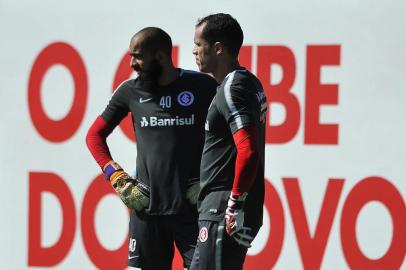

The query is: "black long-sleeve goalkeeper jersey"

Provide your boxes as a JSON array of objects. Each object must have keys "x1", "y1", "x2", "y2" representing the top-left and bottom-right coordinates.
[
  {"x1": 101, "y1": 69, "x2": 217, "y2": 215},
  {"x1": 198, "y1": 68, "x2": 267, "y2": 230}
]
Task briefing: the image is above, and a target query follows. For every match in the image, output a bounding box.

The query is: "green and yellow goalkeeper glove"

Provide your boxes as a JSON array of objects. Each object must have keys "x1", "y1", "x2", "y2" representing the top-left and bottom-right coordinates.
[{"x1": 103, "y1": 161, "x2": 150, "y2": 211}]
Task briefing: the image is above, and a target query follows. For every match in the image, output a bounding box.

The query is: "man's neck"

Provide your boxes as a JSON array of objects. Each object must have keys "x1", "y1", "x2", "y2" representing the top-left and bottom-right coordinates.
[
  {"x1": 213, "y1": 59, "x2": 240, "y2": 83},
  {"x1": 158, "y1": 66, "x2": 179, "y2": 86}
]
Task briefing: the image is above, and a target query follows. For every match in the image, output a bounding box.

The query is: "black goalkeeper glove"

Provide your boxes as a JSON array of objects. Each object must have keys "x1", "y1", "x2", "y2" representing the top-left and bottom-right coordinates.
[
  {"x1": 104, "y1": 161, "x2": 150, "y2": 211},
  {"x1": 185, "y1": 177, "x2": 200, "y2": 205}
]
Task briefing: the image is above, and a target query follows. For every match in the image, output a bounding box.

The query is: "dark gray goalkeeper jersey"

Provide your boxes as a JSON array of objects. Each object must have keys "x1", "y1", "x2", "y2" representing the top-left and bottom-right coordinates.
[
  {"x1": 198, "y1": 68, "x2": 267, "y2": 230},
  {"x1": 101, "y1": 69, "x2": 217, "y2": 215}
]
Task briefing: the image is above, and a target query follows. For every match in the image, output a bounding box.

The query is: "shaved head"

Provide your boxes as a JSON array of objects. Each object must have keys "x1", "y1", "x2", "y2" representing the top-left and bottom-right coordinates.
[{"x1": 132, "y1": 27, "x2": 172, "y2": 56}]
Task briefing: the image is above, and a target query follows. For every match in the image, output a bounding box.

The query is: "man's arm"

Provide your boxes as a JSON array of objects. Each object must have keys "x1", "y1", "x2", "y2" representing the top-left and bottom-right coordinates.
[
  {"x1": 218, "y1": 75, "x2": 260, "y2": 246},
  {"x1": 86, "y1": 115, "x2": 115, "y2": 169},
  {"x1": 224, "y1": 126, "x2": 259, "y2": 247},
  {"x1": 86, "y1": 80, "x2": 129, "y2": 170},
  {"x1": 231, "y1": 125, "x2": 259, "y2": 196},
  {"x1": 86, "y1": 115, "x2": 149, "y2": 211}
]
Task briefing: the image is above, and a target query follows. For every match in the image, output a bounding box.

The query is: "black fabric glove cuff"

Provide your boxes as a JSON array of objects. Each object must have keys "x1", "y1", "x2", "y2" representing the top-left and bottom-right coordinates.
[
  {"x1": 186, "y1": 177, "x2": 200, "y2": 188},
  {"x1": 133, "y1": 177, "x2": 151, "y2": 197}
]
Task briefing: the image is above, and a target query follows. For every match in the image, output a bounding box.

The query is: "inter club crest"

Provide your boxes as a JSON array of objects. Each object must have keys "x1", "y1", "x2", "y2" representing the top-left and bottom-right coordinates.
[
  {"x1": 177, "y1": 91, "x2": 194, "y2": 106},
  {"x1": 199, "y1": 227, "x2": 208, "y2": 242}
]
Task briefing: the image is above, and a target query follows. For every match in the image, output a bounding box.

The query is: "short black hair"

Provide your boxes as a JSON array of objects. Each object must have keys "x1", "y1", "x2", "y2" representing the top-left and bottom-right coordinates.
[
  {"x1": 135, "y1": 27, "x2": 172, "y2": 56},
  {"x1": 196, "y1": 13, "x2": 243, "y2": 57}
]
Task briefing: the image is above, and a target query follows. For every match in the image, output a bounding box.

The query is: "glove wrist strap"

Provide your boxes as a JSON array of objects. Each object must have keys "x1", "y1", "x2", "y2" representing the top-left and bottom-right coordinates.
[
  {"x1": 230, "y1": 192, "x2": 247, "y2": 201},
  {"x1": 134, "y1": 178, "x2": 151, "y2": 197},
  {"x1": 187, "y1": 177, "x2": 200, "y2": 188},
  {"x1": 228, "y1": 192, "x2": 248, "y2": 211},
  {"x1": 103, "y1": 161, "x2": 123, "y2": 180}
]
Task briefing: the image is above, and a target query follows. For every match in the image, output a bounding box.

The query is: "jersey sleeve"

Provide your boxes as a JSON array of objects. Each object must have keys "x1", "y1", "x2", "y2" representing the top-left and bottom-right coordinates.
[
  {"x1": 217, "y1": 74, "x2": 255, "y2": 134},
  {"x1": 86, "y1": 116, "x2": 114, "y2": 169},
  {"x1": 231, "y1": 126, "x2": 259, "y2": 195},
  {"x1": 100, "y1": 81, "x2": 131, "y2": 126}
]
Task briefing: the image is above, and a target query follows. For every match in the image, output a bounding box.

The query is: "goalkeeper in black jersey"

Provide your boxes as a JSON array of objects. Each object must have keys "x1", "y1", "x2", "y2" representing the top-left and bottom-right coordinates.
[
  {"x1": 190, "y1": 14, "x2": 267, "y2": 270},
  {"x1": 86, "y1": 27, "x2": 217, "y2": 269}
]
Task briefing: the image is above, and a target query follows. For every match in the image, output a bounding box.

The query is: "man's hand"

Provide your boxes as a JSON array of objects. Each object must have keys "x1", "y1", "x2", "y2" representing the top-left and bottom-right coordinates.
[
  {"x1": 104, "y1": 161, "x2": 150, "y2": 211},
  {"x1": 186, "y1": 177, "x2": 200, "y2": 205},
  {"x1": 225, "y1": 192, "x2": 253, "y2": 248}
]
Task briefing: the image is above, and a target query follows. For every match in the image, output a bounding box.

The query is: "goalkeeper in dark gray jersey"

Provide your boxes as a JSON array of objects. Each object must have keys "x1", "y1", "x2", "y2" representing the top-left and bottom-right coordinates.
[
  {"x1": 190, "y1": 14, "x2": 267, "y2": 270},
  {"x1": 86, "y1": 27, "x2": 217, "y2": 269}
]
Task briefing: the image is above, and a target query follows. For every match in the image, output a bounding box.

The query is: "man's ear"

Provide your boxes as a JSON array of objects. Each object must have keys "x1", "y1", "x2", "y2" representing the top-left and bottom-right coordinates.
[
  {"x1": 156, "y1": 51, "x2": 166, "y2": 63},
  {"x1": 213, "y1": 42, "x2": 223, "y2": 56}
]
